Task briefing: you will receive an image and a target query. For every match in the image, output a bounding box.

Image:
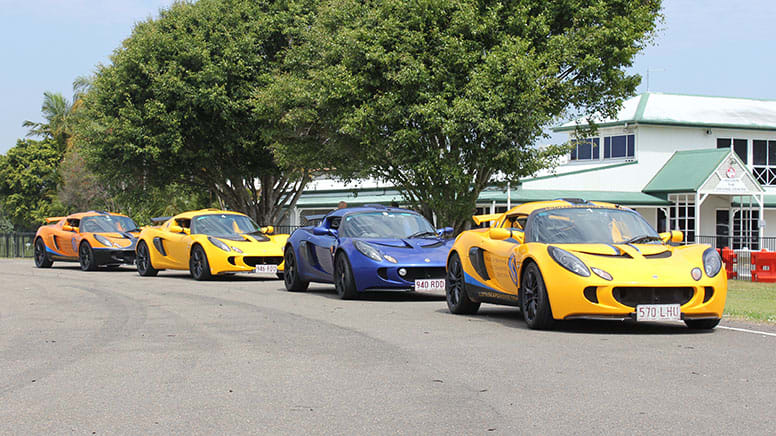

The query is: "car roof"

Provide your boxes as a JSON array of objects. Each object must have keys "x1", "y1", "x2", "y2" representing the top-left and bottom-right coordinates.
[
  {"x1": 66, "y1": 211, "x2": 131, "y2": 220},
  {"x1": 325, "y1": 205, "x2": 419, "y2": 218},
  {"x1": 172, "y1": 209, "x2": 247, "y2": 220}
]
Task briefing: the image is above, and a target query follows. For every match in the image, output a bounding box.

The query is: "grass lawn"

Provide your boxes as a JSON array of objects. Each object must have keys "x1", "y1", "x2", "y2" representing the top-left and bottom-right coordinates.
[{"x1": 725, "y1": 280, "x2": 776, "y2": 324}]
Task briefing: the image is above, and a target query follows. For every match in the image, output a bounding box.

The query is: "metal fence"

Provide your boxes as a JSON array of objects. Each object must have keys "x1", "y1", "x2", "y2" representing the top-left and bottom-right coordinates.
[
  {"x1": 0, "y1": 233, "x2": 36, "y2": 258},
  {"x1": 0, "y1": 227, "x2": 303, "y2": 259}
]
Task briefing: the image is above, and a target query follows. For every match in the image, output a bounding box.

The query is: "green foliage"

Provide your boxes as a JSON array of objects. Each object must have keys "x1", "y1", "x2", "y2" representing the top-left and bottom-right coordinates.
[
  {"x1": 264, "y1": 0, "x2": 662, "y2": 231},
  {"x1": 0, "y1": 139, "x2": 66, "y2": 230},
  {"x1": 80, "y1": 0, "x2": 316, "y2": 225},
  {"x1": 726, "y1": 280, "x2": 776, "y2": 324}
]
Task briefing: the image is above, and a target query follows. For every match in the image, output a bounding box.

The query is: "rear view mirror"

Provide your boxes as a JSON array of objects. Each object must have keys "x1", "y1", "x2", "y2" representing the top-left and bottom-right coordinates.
[
  {"x1": 659, "y1": 230, "x2": 683, "y2": 244},
  {"x1": 63, "y1": 225, "x2": 78, "y2": 232},
  {"x1": 437, "y1": 227, "x2": 454, "y2": 237},
  {"x1": 169, "y1": 224, "x2": 185, "y2": 234},
  {"x1": 489, "y1": 227, "x2": 511, "y2": 240},
  {"x1": 261, "y1": 225, "x2": 274, "y2": 234},
  {"x1": 313, "y1": 227, "x2": 337, "y2": 237}
]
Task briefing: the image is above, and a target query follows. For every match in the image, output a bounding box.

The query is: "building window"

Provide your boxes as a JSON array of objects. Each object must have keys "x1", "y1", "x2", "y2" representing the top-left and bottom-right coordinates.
[
  {"x1": 732, "y1": 209, "x2": 759, "y2": 250},
  {"x1": 665, "y1": 195, "x2": 695, "y2": 243},
  {"x1": 752, "y1": 139, "x2": 776, "y2": 185},
  {"x1": 603, "y1": 134, "x2": 635, "y2": 159},
  {"x1": 569, "y1": 138, "x2": 599, "y2": 161},
  {"x1": 716, "y1": 138, "x2": 747, "y2": 163}
]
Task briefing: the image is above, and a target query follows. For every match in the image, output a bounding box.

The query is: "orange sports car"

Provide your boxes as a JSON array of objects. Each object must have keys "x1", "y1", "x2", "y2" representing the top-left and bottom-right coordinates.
[{"x1": 33, "y1": 211, "x2": 140, "y2": 271}]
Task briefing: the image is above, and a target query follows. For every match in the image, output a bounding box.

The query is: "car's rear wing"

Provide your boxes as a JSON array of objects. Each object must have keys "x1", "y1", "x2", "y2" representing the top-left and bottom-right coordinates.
[
  {"x1": 150, "y1": 216, "x2": 171, "y2": 223},
  {"x1": 45, "y1": 216, "x2": 65, "y2": 223},
  {"x1": 471, "y1": 213, "x2": 501, "y2": 226}
]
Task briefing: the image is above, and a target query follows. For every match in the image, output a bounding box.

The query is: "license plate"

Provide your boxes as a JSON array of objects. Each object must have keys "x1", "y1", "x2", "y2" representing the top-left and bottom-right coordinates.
[
  {"x1": 636, "y1": 304, "x2": 681, "y2": 321},
  {"x1": 254, "y1": 264, "x2": 278, "y2": 274},
  {"x1": 414, "y1": 278, "x2": 445, "y2": 291}
]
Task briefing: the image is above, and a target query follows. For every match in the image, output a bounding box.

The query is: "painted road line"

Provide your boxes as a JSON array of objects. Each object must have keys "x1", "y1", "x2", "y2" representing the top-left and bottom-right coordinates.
[{"x1": 718, "y1": 325, "x2": 776, "y2": 337}]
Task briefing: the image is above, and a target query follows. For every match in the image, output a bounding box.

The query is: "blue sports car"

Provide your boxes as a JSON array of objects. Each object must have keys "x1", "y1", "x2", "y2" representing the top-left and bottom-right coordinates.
[{"x1": 283, "y1": 205, "x2": 454, "y2": 299}]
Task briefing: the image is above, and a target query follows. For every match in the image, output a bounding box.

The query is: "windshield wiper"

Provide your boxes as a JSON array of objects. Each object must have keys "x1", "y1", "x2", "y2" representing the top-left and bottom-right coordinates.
[
  {"x1": 407, "y1": 231, "x2": 438, "y2": 239},
  {"x1": 622, "y1": 234, "x2": 662, "y2": 244}
]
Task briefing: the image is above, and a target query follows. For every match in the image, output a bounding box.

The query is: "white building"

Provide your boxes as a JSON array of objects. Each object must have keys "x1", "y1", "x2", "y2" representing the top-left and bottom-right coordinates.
[{"x1": 289, "y1": 92, "x2": 776, "y2": 249}]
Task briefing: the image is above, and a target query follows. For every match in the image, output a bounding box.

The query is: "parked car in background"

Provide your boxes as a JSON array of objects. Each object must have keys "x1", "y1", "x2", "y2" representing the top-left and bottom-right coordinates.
[
  {"x1": 135, "y1": 209, "x2": 287, "y2": 281},
  {"x1": 33, "y1": 211, "x2": 140, "y2": 271},
  {"x1": 283, "y1": 205, "x2": 454, "y2": 299},
  {"x1": 446, "y1": 199, "x2": 727, "y2": 330}
]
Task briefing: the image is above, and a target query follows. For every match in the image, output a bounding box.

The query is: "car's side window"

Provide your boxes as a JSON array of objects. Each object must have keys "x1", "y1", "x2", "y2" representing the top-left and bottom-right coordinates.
[
  {"x1": 501, "y1": 214, "x2": 527, "y2": 230},
  {"x1": 328, "y1": 217, "x2": 341, "y2": 230},
  {"x1": 66, "y1": 218, "x2": 80, "y2": 228},
  {"x1": 176, "y1": 218, "x2": 191, "y2": 228}
]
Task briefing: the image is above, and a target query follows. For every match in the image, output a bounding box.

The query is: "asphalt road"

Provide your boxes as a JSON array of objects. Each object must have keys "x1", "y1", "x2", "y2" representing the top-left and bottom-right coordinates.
[{"x1": 1, "y1": 259, "x2": 775, "y2": 435}]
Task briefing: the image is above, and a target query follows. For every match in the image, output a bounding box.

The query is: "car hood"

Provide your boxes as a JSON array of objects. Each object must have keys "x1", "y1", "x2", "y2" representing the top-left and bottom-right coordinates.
[
  {"x1": 205, "y1": 233, "x2": 287, "y2": 256},
  {"x1": 359, "y1": 238, "x2": 454, "y2": 265},
  {"x1": 551, "y1": 243, "x2": 709, "y2": 283}
]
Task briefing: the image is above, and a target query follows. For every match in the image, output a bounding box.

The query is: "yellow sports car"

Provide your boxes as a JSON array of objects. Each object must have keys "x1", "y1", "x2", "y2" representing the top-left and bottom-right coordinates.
[
  {"x1": 446, "y1": 199, "x2": 726, "y2": 330},
  {"x1": 135, "y1": 209, "x2": 287, "y2": 280}
]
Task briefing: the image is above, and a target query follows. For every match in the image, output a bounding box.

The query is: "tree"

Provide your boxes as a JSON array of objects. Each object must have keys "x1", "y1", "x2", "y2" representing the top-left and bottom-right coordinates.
[
  {"x1": 0, "y1": 139, "x2": 65, "y2": 229},
  {"x1": 80, "y1": 0, "x2": 316, "y2": 225},
  {"x1": 263, "y1": 0, "x2": 662, "y2": 231}
]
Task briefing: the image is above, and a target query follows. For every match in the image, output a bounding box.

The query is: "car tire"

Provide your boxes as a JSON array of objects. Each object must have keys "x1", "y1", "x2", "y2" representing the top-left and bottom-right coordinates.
[
  {"x1": 334, "y1": 252, "x2": 358, "y2": 300},
  {"x1": 136, "y1": 240, "x2": 159, "y2": 277},
  {"x1": 79, "y1": 241, "x2": 97, "y2": 271},
  {"x1": 445, "y1": 251, "x2": 480, "y2": 314},
  {"x1": 684, "y1": 318, "x2": 721, "y2": 330},
  {"x1": 33, "y1": 237, "x2": 53, "y2": 268},
  {"x1": 520, "y1": 262, "x2": 554, "y2": 330},
  {"x1": 189, "y1": 244, "x2": 212, "y2": 281},
  {"x1": 283, "y1": 246, "x2": 309, "y2": 291}
]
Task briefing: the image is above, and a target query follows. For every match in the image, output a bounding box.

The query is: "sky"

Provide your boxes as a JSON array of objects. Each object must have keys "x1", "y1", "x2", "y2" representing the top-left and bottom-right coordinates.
[{"x1": 1, "y1": 0, "x2": 776, "y2": 154}]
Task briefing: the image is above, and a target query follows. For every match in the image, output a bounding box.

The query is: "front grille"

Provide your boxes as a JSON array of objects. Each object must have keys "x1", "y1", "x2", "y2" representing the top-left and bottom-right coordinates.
[
  {"x1": 612, "y1": 287, "x2": 694, "y2": 307},
  {"x1": 243, "y1": 256, "x2": 283, "y2": 267},
  {"x1": 401, "y1": 267, "x2": 446, "y2": 281}
]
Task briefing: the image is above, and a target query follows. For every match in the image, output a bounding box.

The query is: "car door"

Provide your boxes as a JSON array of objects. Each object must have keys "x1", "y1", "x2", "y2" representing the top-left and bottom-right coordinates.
[
  {"x1": 164, "y1": 218, "x2": 193, "y2": 269},
  {"x1": 479, "y1": 214, "x2": 528, "y2": 295},
  {"x1": 54, "y1": 218, "x2": 80, "y2": 258},
  {"x1": 311, "y1": 216, "x2": 339, "y2": 277}
]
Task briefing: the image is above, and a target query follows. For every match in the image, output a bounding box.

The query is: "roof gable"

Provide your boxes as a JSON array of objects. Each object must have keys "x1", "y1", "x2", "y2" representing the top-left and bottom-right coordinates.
[{"x1": 643, "y1": 149, "x2": 758, "y2": 193}]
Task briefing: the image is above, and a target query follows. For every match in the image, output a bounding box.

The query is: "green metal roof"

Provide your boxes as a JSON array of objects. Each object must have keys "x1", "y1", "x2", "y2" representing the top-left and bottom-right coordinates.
[{"x1": 643, "y1": 149, "x2": 730, "y2": 193}]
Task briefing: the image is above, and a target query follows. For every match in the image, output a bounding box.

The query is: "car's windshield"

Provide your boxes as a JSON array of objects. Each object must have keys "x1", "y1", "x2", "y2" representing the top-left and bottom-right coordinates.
[
  {"x1": 527, "y1": 207, "x2": 659, "y2": 244},
  {"x1": 191, "y1": 214, "x2": 261, "y2": 237},
  {"x1": 80, "y1": 215, "x2": 138, "y2": 233},
  {"x1": 340, "y1": 211, "x2": 436, "y2": 239}
]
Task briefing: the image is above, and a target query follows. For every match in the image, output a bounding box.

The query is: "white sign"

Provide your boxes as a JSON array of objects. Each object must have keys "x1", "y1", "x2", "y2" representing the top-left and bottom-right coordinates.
[
  {"x1": 714, "y1": 178, "x2": 749, "y2": 193},
  {"x1": 415, "y1": 279, "x2": 445, "y2": 291}
]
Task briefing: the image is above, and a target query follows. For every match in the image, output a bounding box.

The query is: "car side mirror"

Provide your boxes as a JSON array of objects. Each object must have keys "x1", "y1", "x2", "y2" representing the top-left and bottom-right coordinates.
[
  {"x1": 169, "y1": 224, "x2": 185, "y2": 234},
  {"x1": 313, "y1": 227, "x2": 336, "y2": 237},
  {"x1": 489, "y1": 227, "x2": 511, "y2": 240},
  {"x1": 63, "y1": 224, "x2": 78, "y2": 232},
  {"x1": 659, "y1": 230, "x2": 683, "y2": 244},
  {"x1": 261, "y1": 225, "x2": 274, "y2": 234},
  {"x1": 513, "y1": 230, "x2": 525, "y2": 244},
  {"x1": 437, "y1": 227, "x2": 454, "y2": 237}
]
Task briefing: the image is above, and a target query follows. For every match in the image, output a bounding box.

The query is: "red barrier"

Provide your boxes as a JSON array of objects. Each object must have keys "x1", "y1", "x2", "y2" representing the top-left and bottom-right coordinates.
[
  {"x1": 751, "y1": 249, "x2": 776, "y2": 283},
  {"x1": 719, "y1": 247, "x2": 737, "y2": 280}
]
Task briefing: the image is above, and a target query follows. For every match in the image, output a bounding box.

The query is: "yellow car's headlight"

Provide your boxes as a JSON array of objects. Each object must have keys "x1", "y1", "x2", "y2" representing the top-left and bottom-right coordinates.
[
  {"x1": 548, "y1": 246, "x2": 590, "y2": 277},
  {"x1": 207, "y1": 236, "x2": 231, "y2": 252},
  {"x1": 703, "y1": 248, "x2": 722, "y2": 277}
]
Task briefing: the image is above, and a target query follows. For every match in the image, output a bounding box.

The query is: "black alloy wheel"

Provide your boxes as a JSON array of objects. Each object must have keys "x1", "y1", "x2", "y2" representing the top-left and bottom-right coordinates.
[
  {"x1": 334, "y1": 253, "x2": 357, "y2": 300},
  {"x1": 520, "y1": 262, "x2": 553, "y2": 330},
  {"x1": 445, "y1": 252, "x2": 480, "y2": 314},
  {"x1": 34, "y1": 238, "x2": 53, "y2": 268},
  {"x1": 79, "y1": 242, "x2": 97, "y2": 271},
  {"x1": 283, "y1": 247, "x2": 309, "y2": 292},
  {"x1": 189, "y1": 245, "x2": 212, "y2": 281},
  {"x1": 136, "y1": 240, "x2": 159, "y2": 277}
]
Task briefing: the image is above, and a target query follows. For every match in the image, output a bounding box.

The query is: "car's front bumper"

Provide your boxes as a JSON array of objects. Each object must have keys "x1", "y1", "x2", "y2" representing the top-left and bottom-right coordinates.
[
  {"x1": 92, "y1": 248, "x2": 136, "y2": 266},
  {"x1": 352, "y1": 263, "x2": 447, "y2": 292},
  {"x1": 210, "y1": 254, "x2": 285, "y2": 275}
]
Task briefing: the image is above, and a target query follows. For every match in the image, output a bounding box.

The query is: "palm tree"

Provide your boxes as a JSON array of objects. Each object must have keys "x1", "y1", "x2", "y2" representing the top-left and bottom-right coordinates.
[{"x1": 23, "y1": 76, "x2": 92, "y2": 152}]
